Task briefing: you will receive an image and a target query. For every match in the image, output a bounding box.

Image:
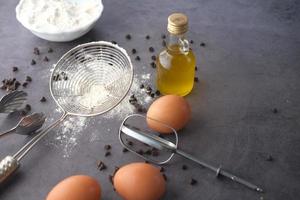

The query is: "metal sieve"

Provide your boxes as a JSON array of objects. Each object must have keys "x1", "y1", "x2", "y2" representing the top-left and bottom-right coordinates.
[{"x1": 0, "y1": 41, "x2": 133, "y2": 183}]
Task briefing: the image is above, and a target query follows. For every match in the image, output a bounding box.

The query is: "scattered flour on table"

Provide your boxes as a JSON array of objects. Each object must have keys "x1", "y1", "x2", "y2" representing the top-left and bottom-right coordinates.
[{"x1": 47, "y1": 68, "x2": 153, "y2": 157}]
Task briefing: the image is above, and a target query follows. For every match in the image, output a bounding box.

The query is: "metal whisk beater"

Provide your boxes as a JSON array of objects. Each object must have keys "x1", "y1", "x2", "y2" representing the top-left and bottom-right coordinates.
[
  {"x1": 119, "y1": 114, "x2": 264, "y2": 193},
  {"x1": 0, "y1": 41, "x2": 133, "y2": 183}
]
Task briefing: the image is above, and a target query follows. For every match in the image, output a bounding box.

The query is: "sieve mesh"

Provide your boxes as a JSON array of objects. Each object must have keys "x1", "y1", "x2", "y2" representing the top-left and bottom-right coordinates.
[{"x1": 50, "y1": 41, "x2": 133, "y2": 116}]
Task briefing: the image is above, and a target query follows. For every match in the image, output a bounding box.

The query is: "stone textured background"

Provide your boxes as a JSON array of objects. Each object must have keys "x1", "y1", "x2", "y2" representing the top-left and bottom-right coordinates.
[{"x1": 0, "y1": 0, "x2": 299, "y2": 199}]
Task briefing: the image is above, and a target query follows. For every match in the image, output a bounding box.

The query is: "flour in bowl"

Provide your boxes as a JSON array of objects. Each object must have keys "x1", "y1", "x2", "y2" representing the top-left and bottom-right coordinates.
[{"x1": 17, "y1": 0, "x2": 101, "y2": 32}]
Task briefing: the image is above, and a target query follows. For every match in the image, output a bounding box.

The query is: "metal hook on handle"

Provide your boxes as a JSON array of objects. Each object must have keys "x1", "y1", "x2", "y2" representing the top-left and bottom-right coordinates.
[
  {"x1": 119, "y1": 114, "x2": 264, "y2": 193},
  {"x1": 119, "y1": 114, "x2": 179, "y2": 165}
]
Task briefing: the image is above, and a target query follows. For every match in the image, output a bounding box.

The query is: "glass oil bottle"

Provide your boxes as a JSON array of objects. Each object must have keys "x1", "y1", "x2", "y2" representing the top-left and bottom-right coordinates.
[{"x1": 156, "y1": 13, "x2": 196, "y2": 96}]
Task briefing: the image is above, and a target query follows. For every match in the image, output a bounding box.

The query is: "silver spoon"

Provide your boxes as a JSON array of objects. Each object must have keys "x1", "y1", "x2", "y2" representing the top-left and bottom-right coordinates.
[
  {"x1": 0, "y1": 91, "x2": 27, "y2": 113},
  {"x1": 0, "y1": 113, "x2": 46, "y2": 138}
]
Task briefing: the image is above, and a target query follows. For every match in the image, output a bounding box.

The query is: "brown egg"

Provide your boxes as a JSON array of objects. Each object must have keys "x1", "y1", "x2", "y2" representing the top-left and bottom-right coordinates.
[
  {"x1": 146, "y1": 95, "x2": 191, "y2": 134},
  {"x1": 114, "y1": 162, "x2": 166, "y2": 200},
  {"x1": 46, "y1": 175, "x2": 101, "y2": 200}
]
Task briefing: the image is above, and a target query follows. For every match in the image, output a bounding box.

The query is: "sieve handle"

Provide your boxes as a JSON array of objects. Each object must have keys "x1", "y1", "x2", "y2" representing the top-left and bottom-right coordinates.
[
  {"x1": 13, "y1": 113, "x2": 68, "y2": 161},
  {"x1": 0, "y1": 156, "x2": 20, "y2": 184}
]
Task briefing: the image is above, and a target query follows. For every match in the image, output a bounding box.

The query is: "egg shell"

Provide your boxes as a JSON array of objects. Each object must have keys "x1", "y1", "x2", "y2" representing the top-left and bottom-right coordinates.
[
  {"x1": 46, "y1": 175, "x2": 101, "y2": 200},
  {"x1": 146, "y1": 95, "x2": 191, "y2": 134},
  {"x1": 114, "y1": 162, "x2": 166, "y2": 200}
]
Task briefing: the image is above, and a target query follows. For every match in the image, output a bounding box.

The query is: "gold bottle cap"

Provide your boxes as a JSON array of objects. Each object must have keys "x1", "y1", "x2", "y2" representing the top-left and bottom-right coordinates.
[{"x1": 167, "y1": 13, "x2": 188, "y2": 35}]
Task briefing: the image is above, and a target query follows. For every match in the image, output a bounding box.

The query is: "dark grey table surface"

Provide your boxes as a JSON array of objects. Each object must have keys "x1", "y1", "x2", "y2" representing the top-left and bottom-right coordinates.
[{"x1": 0, "y1": 0, "x2": 300, "y2": 199}]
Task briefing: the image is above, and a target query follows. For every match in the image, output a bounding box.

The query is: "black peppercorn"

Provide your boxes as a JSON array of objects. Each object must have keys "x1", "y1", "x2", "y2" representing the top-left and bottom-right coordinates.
[
  {"x1": 48, "y1": 48, "x2": 53, "y2": 53},
  {"x1": 146, "y1": 35, "x2": 150, "y2": 40}
]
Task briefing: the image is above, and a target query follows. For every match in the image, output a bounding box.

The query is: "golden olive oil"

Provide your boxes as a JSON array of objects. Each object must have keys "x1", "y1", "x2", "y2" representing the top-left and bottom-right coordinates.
[
  {"x1": 156, "y1": 13, "x2": 196, "y2": 96},
  {"x1": 156, "y1": 45, "x2": 196, "y2": 96}
]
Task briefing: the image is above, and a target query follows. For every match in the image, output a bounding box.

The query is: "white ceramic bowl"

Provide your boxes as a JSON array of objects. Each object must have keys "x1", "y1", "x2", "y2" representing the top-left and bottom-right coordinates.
[{"x1": 15, "y1": 0, "x2": 103, "y2": 42}]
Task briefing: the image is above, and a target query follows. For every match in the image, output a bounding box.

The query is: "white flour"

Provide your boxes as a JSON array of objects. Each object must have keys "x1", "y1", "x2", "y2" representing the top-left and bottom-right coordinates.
[
  {"x1": 17, "y1": 0, "x2": 101, "y2": 32},
  {"x1": 79, "y1": 85, "x2": 110, "y2": 109},
  {"x1": 48, "y1": 72, "x2": 153, "y2": 157}
]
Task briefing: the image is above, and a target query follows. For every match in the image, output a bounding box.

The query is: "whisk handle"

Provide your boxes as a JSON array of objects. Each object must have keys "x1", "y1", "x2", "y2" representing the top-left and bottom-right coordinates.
[
  {"x1": 0, "y1": 128, "x2": 16, "y2": 138},
  {"x1": 0, "y1": 156, "x2": 19, "y2": 184},
  {"x1": 176, "y1": 149, "x2": 263, "y2": 192}
]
